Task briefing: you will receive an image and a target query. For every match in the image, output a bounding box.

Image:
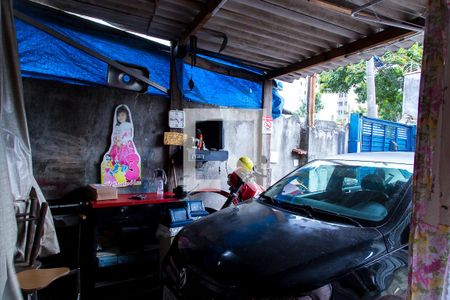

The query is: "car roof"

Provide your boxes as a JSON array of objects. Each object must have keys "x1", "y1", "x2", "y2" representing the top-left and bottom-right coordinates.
[{"x1": 322, "y1": 152, "x2": 414, "y2": 165}]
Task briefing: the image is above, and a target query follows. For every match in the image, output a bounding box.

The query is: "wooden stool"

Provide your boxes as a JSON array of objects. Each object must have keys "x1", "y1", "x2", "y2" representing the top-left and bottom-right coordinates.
[
  {"x1": 16, "y1": 267, "x2": 79, "y2": 300},
  {"x1": 15, "y1": 188, "x2": 80, "y2": 299}
]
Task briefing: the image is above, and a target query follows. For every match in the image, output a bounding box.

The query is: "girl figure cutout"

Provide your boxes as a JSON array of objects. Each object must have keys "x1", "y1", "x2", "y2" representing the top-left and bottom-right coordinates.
[{"x1": 101, "y1": 105, "x2": 141, "y2": 187}]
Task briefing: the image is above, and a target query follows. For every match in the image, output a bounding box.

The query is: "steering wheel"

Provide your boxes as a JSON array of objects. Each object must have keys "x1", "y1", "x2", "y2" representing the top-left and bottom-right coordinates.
[{"x1": 297, "y1": 182, "x2": 310, "y2": 193}]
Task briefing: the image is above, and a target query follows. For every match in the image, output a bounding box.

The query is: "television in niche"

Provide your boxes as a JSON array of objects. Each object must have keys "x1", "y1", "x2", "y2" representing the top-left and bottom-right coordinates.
[{"x1": 195, "y1": 120, "x2": 224, "y2": 150}]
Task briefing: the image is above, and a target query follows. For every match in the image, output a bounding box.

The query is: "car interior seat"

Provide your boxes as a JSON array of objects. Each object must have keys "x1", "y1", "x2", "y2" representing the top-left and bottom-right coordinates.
[
  {"x1": 361, "y1": 174, "x2": 386, "y2": 192},
  {"x1": 385, "y1": 180, "x2": 406, "y2": 197},
  {"x1": 346, "y1": 174, "x2": 388, "y2": 208},
  {"x1": 345, "y1": 173, "x2": 389, "y2": 219},
  {"x1": 324, "y1": 175, "x2": 344, "y2": 203}
]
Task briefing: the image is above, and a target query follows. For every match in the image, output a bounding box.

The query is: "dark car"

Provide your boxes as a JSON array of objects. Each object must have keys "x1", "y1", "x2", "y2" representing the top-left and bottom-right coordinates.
[{"x1": 163, "y1": 152, "x2": 414, "y2": 300}]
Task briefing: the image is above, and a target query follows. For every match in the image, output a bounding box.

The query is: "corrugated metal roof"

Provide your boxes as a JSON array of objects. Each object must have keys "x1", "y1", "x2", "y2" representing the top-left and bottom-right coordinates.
[
  {"x1": 29, "y1": 0, "x2": 426, "y2": 81},
  {"x1": 291, "y1": 32, "x2": 423, "y2": 78}
]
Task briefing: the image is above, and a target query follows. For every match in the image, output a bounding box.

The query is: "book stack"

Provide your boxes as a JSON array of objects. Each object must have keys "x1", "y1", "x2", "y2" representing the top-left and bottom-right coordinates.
[{"x1": 87, "y1": 184, "x2": 118, "y2": 201}]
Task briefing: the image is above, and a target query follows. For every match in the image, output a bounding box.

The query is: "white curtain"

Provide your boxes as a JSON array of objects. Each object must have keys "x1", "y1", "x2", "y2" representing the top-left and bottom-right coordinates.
[
  {"x1": 1, "y1": 0, "x2": 59, "y2": 298},
  {"x1": 1, "y1": 0, "x2": 25, "y2": 297}
]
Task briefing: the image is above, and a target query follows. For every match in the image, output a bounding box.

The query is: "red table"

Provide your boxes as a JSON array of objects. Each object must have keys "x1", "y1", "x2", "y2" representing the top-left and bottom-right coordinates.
[{"x1": 90, "y1": 192, "x2": 180, "y2": 208}]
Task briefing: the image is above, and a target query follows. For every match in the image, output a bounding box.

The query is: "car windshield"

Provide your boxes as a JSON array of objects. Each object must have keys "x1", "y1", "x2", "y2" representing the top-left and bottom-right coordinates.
[{"x1": 263, "y1": 158, "x2": 413, "y2": 224}]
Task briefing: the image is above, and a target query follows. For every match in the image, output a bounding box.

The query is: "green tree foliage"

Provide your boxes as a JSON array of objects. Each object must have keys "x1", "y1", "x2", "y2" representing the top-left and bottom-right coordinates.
[
  {"x1": 295, "y1": 91, "x2": 324, "y2": 118},
  {"x1": 315, "y1": 92, "x2": 324, "y2": 112},
  {"x1": 318, "y1": 43, "x2": 423, "y2": 121}
]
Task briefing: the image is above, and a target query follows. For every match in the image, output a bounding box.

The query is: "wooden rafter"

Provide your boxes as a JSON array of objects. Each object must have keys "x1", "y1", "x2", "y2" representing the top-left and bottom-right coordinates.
[
  {"x1": 180, "y1": 0, "x2": 228, "y2": 42},
  {"x1": 266, "y1": 25, "x2": 420, "y2": 79},
  {"x1": 183, "y1": 54, "x2": 263, "y2": 83}
]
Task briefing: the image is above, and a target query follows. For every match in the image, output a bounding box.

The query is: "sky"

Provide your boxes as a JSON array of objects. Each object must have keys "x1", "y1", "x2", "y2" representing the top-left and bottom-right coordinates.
[
  {"x1": 278, "y1": 78, "x2": 308, "y2": 113},
  {"x1": 279, "y1": 77, "x2": 363, "y2": 123}
]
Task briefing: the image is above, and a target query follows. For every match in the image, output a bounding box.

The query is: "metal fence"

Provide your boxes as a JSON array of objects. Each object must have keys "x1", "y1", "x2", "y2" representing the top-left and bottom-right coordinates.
[{"x1": 348, "y1": 113, "x2": 416, "y2": 153}]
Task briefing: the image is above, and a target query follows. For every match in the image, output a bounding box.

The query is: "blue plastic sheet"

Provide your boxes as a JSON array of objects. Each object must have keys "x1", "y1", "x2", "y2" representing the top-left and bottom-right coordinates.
[
  {"x1": 15, "y1": 3, "x2": 284, "y2": 112},
  {"x1": 272, "y1": 80, "x2": 284, "y2": 119},
  {"x1": 187, "y1": 56, "x2": 285, "y2": 114},
  {"x1": 182, "y1": 63, "x2": 263, "y2": 109},
  {"x1": 15, "y1": 5, "x2": 170, "y2": 95}
]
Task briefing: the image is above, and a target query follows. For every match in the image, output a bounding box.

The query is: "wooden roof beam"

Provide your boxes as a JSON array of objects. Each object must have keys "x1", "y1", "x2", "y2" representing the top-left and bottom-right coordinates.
[
  {"x1": 180, "y1": 0, "x2": 228, "y2": 42},
  {"x1": 266, "y1": 25, "x2": 418, "y2": 79},
  {"x1": 183, "y1": 55, "x2": 264, "y2": 83}
]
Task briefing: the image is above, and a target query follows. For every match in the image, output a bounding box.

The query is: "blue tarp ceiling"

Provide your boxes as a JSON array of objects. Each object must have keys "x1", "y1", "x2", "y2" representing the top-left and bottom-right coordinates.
[
  {"x1": 15, "y1": 2, "x2": 283, "y2": 113},
  {"x1": 15, "y1": 3, "x2": 170, "y2": 95},
  {"x1": 181, "y1": 64, "x2": 262, "y2": 109}
]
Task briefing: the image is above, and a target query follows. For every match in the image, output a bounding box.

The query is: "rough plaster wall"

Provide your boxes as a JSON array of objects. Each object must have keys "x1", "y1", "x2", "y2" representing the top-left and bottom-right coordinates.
[
  {"x1": 270, "y1": 115, "x2": 302, "y2": 184},
  {"x1": 183, "y1": 108, "x2": 261, "y2": 192},
  {"x1": 180, "y1": 105, "x2": 261, "y2": 211},
  {"x1": 269, "y1": 117, "x2": 348, "y2": 184},
  {"x1": 23, "y1": 78, "x2": 169, "y2": 200},
  {"x1": 181, "y1": 111, "x2": 347, "y2": 206},
  {"x1": 191, "y1": 120, "x2": 256, "y2": 184},
  {"x1": 22, "y1": 78, "x2": 347, "y2": 202},
  {"x1": 185, "y1": 120, "x2": 259, "y2": 211},
  {"x1": 308, "y1": 120, "x2": 348, "y2": 161}
]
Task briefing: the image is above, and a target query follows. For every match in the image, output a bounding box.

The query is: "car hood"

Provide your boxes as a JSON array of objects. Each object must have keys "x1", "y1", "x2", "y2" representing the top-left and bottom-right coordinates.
[{"x1": 169, "y1": 199, "x2": 386, "y2": 292}]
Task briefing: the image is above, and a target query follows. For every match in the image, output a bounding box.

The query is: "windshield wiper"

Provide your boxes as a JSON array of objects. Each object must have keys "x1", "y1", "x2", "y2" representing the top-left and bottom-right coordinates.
[
  {"x1": 260, "y1": 196, "x2": 362, "y2": 227},
  {"x1": 307, "y1": 207, "x2": 363, "y2": 227},
  {"x1": 259, "y1": 194, "x2": 275, "y2": 204},
  {"x1": 266, "y1": 197, "x2": 363, "y2": 227},
  {"x1": 272, "y1": 201, "x2": 315, "y2": 219},
  {"x1": 259, "y1": 195, "x2": 315, "y2": 218}
]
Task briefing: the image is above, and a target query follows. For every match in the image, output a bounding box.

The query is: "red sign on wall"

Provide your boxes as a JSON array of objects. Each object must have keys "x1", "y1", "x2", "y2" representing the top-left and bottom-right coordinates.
[{"x1": 262, "y1": 115, "x2": 273, "y2": 134}]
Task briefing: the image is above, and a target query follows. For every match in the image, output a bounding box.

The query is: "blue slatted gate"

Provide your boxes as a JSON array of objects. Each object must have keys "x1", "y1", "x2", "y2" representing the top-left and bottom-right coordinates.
[{"x1": 348, "y1": 113, "x2": 416, "y2": 153}]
